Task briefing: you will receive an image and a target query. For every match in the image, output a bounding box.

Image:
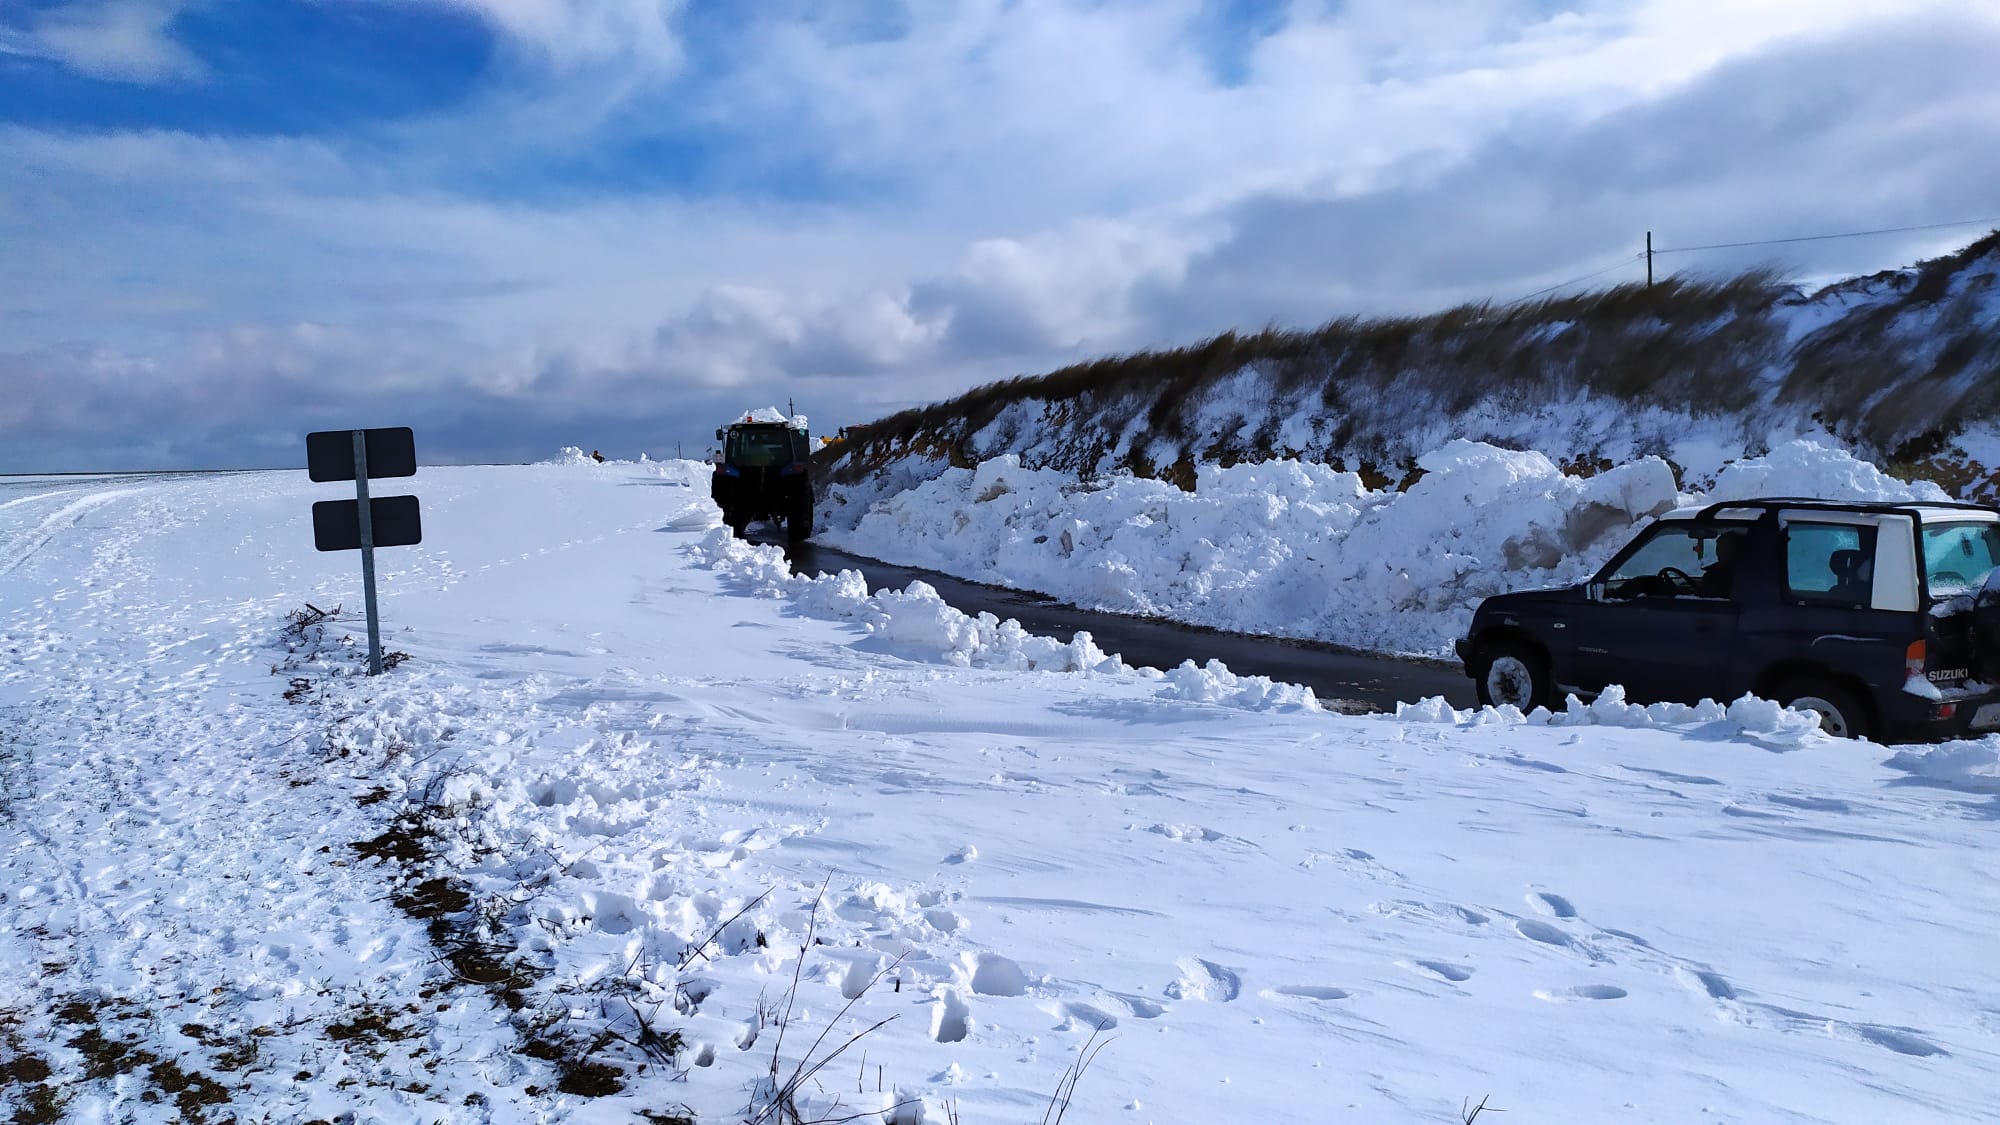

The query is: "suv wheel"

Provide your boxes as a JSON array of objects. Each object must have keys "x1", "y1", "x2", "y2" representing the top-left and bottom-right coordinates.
[
  {"x1": 1475, "y1": 641, "x2": 1549, "y2": 711},
  {"x1": 1775, "y1": 678, "x2": 1871, "y2": 740}
]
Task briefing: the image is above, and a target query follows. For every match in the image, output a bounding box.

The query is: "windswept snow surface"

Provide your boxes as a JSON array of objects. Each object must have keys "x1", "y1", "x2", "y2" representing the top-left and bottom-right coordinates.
[
  {"x1": 822, "y1": 438, "x2": 1947, "y2": 657},
  {"x1": 4, "y1": 461, "x2": 1999, "y2": 1124}
]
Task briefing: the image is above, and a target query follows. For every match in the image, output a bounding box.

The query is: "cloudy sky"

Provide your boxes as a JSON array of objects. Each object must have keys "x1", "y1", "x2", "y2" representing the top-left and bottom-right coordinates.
[{"x1": 4, "y1": 0, "x2": 1998, "y2": 471}]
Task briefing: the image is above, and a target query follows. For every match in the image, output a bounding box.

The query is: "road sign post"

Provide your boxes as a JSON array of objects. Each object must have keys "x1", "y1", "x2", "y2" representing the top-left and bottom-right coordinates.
[
  {"x1": 353, "y1": 431, "x2": 382, "y2": 675},
  {"x1": 307, "y1": 427, "x2": 421, "y2": 676}
]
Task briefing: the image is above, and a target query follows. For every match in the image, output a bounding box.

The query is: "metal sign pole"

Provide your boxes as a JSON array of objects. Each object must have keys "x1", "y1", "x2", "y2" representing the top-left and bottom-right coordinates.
[{"x1": 351, "y1": 430, "x2": 384, "y2": 676}]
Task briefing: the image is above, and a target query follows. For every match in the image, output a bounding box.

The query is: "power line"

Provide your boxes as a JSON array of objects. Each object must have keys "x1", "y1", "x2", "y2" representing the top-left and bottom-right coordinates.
[
  {"x1": 1655, "y1": 216, "x2": 2000, "y2": 256},
  {"x1": 1516, "y1": 253, "x2": 1646, "y2": 301},
  {"x1": 1507, "y1": 214, "x2": 1998, "y2": 305}
]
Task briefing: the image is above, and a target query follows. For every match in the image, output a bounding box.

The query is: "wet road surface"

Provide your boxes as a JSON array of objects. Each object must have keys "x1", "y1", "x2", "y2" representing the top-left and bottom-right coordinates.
[{"x1": 775, "y1": 535, "x2": 1477, "y2": 713}]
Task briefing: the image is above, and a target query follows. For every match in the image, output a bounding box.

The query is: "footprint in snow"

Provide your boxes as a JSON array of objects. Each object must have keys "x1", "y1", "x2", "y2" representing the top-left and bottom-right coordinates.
[
  {"x1": 1404, "y1": 960, "x2": 1474, "y2": 983},
  {"x1": 1527, "y1": 891, "x2": 1577, "y2": 919},
  {"x1": 1674, "y1": 966, "x2": 1737, "y2": 1001},
  {"x1": 1261, "y1": 985, "x2": 1351, "y2": 1002},
  {"x1": 1515, "y1": 919, "x2": 1573, "y2": 947},
  {"x1": 1301, "y1": 847, "x2": 1404, "y2": 882},
  {"x1": 930, "y1": 990, "x2": 971, "y2": 1043},
  {"x1": 1368, "y1": 900, "x2": 1490, "y2": 928},
  {"x1": 1855, "y1": 1024, "x2": 1948, "y2": 1058},
  {"x1": 1043, "y1": 999, "x2": 1121, "y2": 1031},
  {"x1": 1671, "y1": 967, "x2": 1946, "y2": 1056},
  {"x1": 1098, "y1": 991, "x2": 1165, "y2": 1019},
  {"x1": 1766, "y1": 793, "x2": 1851, "y2": 813},
  {"x1": 836, "y1": 954, "x2": 887, "y2": 1000},
  {"x1": 960, "y1": 951, "x2": 1029, "y2": 997},
  {"x1": 1534, "y1": 984, "x2": 1627, "y2": 1002}
]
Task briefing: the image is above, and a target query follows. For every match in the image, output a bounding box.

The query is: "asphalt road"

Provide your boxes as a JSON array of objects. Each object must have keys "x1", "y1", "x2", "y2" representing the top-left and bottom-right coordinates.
[{"x1": 773, "y1": 534, "x2": 1478, "y2": 713}]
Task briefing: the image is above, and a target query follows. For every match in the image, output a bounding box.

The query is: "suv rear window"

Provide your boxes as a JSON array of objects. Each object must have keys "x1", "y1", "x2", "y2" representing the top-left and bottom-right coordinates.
[
  {"x1": 1784, "y1": 522, "x2": 1877, "y2": 608},
  {"x1": 1921, "y1": 521, "x2": 2000, "y2": 596}
]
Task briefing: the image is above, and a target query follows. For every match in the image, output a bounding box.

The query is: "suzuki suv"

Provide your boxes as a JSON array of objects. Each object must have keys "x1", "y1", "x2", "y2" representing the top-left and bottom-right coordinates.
[
  {"x1": 1455, "y1": 498, "x2": 2000, "y2": 741},
  {"x1": 712, "y1": 415, "x2": 815, "y2": 543}
]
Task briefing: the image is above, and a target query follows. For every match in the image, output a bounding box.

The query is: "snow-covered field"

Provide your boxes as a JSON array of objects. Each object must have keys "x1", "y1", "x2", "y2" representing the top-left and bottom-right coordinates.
[
  {"x1": 821, "y1": 438, "x2": 1950, "y2": 657},
  {"x1": 5, "y1": 458, "x2": 2000, "y2": 1124}
]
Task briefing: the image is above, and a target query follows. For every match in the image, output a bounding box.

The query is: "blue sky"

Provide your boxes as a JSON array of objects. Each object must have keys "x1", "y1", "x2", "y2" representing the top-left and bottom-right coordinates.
[{"x1": 3, "y1": 0, "x2": 1999, "y2": 471}]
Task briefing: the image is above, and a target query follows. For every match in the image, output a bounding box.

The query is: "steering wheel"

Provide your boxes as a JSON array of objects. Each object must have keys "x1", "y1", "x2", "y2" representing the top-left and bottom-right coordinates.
[{"x1": 1656, "y1": 566, "x2": 1698, "y2": 593}]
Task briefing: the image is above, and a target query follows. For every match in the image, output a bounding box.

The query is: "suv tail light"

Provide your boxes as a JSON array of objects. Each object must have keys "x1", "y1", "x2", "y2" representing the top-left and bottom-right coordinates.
[
  {"x1": 780, "y1": 461, "x2": 806, "y2": 476},
  {"x1": 1906, "y1": 640, "x2": 1926, "y2": 679}
]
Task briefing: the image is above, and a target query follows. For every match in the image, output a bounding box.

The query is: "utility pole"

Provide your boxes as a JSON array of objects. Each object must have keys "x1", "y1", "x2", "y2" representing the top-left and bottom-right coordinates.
[{"x1": 1646, "y1": 231, "x2": 1654, "y2": 289}]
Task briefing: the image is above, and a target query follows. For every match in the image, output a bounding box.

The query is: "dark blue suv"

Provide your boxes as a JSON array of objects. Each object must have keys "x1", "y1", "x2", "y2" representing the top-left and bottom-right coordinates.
[{"x1": 1456, "y1": 498, "x2": 2000, "y2": 741}]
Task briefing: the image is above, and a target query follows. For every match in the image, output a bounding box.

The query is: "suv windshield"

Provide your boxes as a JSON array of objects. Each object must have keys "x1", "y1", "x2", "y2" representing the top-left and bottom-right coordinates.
[{"x1": 1922, "y1": 521, "x2": 2000, "y2": 596}]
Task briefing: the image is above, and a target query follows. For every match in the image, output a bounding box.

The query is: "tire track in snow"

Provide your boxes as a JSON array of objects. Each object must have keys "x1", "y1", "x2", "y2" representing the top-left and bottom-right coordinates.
[
  {"x1": 0, "y1": 489, "x2": 133, "y2": 577},
  {"x1": 0, "y1": 487, "x2": 95, "y2": 512}
]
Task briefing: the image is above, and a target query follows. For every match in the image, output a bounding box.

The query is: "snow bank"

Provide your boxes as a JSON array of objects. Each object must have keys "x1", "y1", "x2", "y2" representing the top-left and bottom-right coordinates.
[
  {"x1": 698, "y1": 530, "x2": 1826, "y2": 736},
  {"x1": 540, "y1": 445, "x2": 670, "y2": 466},
  {"x1": 1884, "y1": 739, "x2": 2000, "y2": 793},
  {"x1": 824, "y1": 437, "x2": 1955, "y2": 658},
  {"x1": 824, "y1": 439, "x2": 1679, "y2": 656},
  {"x1": 542, "y1": 445, "x2": 599, "y2": 465},
  {"x1": 1394, "y1": 684, "x2": 1826, "y2": 750},
  {"x1": 692, "y1": 528, "x2": 1321, "y2": 711},
  {"x1": 1706, "y1": 438, "x2": 1950, "y2": 503}
]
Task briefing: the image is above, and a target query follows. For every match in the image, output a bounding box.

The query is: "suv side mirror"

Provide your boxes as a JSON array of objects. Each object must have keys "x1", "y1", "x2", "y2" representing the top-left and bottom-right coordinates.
[
  {"x1": 1586, "y1": 581, "x2": 1606, "y2": 602},
  {"x1": 715, "y1": 428, "x2": 725, "y2": 440}
]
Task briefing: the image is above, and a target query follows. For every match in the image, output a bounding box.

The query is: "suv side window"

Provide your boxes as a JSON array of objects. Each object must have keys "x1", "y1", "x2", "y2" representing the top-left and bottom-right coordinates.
[
  {"x1": 1601, "y1": 524, "x2": 1741, "y2": 599},
  {"x1": 1785, "y1": 522, "x2": 1877, "y2": 608}
]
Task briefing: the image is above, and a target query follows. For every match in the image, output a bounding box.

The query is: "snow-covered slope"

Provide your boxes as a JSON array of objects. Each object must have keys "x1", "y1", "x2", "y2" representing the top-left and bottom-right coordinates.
[
  {"x1": 819, "y1": 232, "x2": 2000, "y2": 500},
  {"x1": 6, "y1": 461, "x2": 2000, "y2": 1124}
]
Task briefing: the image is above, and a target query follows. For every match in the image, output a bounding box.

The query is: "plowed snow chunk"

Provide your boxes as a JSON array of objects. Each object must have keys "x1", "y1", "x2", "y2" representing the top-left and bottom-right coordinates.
[{"x1": 962, "y1": 952, "x2": 1028, "y2": 996}]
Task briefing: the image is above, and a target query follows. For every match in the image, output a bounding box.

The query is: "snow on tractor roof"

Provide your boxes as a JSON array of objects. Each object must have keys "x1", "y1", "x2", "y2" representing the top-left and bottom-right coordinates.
[{"x1": 737, "y1": 406, "x2": 808, "y2": 430}]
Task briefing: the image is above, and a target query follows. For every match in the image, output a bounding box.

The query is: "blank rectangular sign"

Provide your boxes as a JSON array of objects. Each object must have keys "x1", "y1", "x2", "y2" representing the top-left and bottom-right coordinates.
[
  {"x1": 306, "y1": 427, "x2": 417, "y2": 482},
  {"x1": 312, "y1": 496, "x2": 423, "y2": 552}
]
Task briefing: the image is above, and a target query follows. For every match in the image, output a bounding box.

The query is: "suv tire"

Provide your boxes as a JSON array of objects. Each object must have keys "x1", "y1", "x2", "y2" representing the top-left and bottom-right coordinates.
[
  {"x1": 1474, "y1": 641, "x2": 1550, "y2": 711},
  {"x1": 1775, "y1": 678, "x2": 1871, "y2": 740}
]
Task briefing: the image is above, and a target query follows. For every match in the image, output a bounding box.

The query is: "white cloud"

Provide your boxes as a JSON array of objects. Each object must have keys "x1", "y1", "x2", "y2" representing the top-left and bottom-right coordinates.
[
  {"x1": 7, "y1": 0, "x2": 2000, "y2": 470},
  {"x1": 446, "y1": 0, "x2": 685, "y2": 72},
  {"x1": 17, "y1": 0, "x2": 204, "y2": 83}
]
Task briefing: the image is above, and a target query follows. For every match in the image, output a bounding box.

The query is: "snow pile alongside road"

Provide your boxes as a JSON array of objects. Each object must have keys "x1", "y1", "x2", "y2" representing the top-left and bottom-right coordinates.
[
  {"x1": 694, "y1": 527, "x2": 1322, "y2": 710},
  {"x1": 823, "y1": 438, "x2": 1948, "y2": 656},
  {"x1": 1396, "y1": 684, "x2": 1825, "y2": 750}
]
